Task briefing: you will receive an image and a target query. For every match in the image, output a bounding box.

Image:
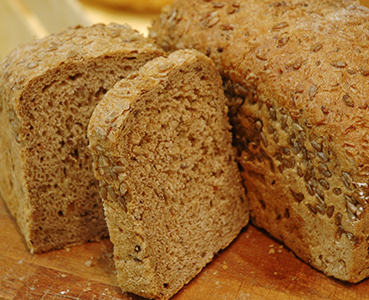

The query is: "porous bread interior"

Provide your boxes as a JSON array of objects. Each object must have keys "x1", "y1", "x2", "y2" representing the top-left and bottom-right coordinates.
[
  {"x1": 90, "y1": 51, "x2": 248, "y2": 300},
  {"x1": 17, "y1": 54, "x2": 159, "y2": 253}
]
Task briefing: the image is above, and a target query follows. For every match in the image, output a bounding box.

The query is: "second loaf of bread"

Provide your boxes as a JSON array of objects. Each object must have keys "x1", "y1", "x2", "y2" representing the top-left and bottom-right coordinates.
[{"x1": 150, "y1": 0, "x2": 369, "y2": 283}]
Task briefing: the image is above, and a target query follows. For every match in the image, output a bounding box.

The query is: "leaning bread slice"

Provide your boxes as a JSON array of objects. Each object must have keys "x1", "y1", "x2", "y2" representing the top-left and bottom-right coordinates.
[
  {"x1": 0, "y1": 23, "x2": 165, "y2": 253},
  {"x1": 88, "y1": 49, "x2": 249, "y2": 300}
]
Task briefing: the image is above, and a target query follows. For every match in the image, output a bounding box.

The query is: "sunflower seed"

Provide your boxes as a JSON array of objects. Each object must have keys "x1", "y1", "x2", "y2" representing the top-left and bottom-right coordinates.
[
  {"x1": 318, "y1": 179, "x2": 330, "y2": 190},
  {"x1": 306, "y1": 184, "x2": 315, "y2": 196},
  {"x1": 315, "y1": 187, "x2": 325, "y2": 200},
  {"x1": 315, "y1": 204, "x2": 325, "y2": 215},
  {"x1": 318, "y1": 164, "x2": 332, "y2": 178},
  {"x1": 347, "y1": 200, "x2": 358, "y2": 215},
  {"x1": 107, "y1": 185, "x2": 117, "y2": 201},
  {"x1": 207, "y1": 16, "x2": 220, "y2": 27},
  {"x1": 308, "y1": 178, "x2": 318, "y2": 188},
  {"x1": 333, "y1": 188, "x2": 342, "y2": 195},
  {"x1": 326, "y1": 206, "x2": 335, "y2": 218},
  {"x1": 306, "y1": 204, "x2": 317, "y2": 214},
  {"x1": 346, "y1": 207, "x2": 357, "y2": 221},
  {"x1": 254, "y1": 120, "x2": 263, "y2": 132},
  {"x1": 117, "y1": 197, "x2": 127, "y2": 212},
  {"x1": 331, "y1": 61, "x2": 347, "y2": 68},
  {"x1": 315, "y1": 193, "x2": 326, "y2": 207},
  {"x1": 292, "y1": 123, "x2": 303, "y2": 132},
  {"x1": 290, "y1": 189, "x2": 305, "y2": 203},
  {"x1": 342, "y1": 172, "x2": 352, "y2": 188},
  {"x1": 113, "y1": 166, "x2": 125, "y2": 173},
  {"x1": 272, "y1": 21, "x2": 289, "y2": 30},
  {"x1": 335, "y1": 213, "x2": 342, "y2": 226},
  {"x1": 317, "y1": 152, "x2": 328, "y2": 162},
  {"x1": 99, "y1": 187, "x2": 107, "y2": 199},
  {"x1": 27, "y1": 62, "x2": 39, "y2": 69},
  {"x1": 310, "y1": 140, "x2": 322, "y2": 152}
]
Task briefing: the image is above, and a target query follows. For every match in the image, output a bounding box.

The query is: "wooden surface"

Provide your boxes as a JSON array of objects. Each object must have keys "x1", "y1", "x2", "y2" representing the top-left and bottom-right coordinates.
[{"x1": 1, "y1": 196, "x2": 369, "y2": 300}]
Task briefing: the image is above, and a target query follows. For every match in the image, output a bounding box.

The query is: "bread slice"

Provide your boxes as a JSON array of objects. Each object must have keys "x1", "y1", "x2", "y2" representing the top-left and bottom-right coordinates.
[
  {"x1": 150, "y1": 0, "x2": 369, "y2": 282},
  {"x1": 0, "y1": 23, "x2": 165, "y2": 253},
  {"x1": 87, "y1": 49, "x2": 249, "y2": 300}
]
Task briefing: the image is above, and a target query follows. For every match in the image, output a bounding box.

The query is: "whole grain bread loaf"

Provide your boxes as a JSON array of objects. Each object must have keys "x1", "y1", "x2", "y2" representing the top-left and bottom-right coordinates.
[
  {"x1": 87, "y1": 49, "x2": 249, "y2": 300},
  {"x1": 150, "y1": 0, "x2": 369, "y2": 283},
  {"x1": 0, "y1": 23, "x2": 165, "y2": 253}
]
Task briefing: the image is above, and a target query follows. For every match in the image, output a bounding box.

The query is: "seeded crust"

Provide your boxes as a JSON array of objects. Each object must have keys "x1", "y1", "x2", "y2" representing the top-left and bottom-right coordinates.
[
  {"x1": 87, "y1": 49, "x2": 249, "y2": 300},
  {"x1": 150, "y1": 0, "x2": 369, "y2": 283},
  {"x1": 0, "y1": 23, "x2": 165, "y2": 253}
]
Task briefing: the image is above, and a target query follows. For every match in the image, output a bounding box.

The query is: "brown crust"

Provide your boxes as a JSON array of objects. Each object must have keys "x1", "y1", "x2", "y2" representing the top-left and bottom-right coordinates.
[{"x1": 150, "y1": 0, "x2": 369, "y2": 282}]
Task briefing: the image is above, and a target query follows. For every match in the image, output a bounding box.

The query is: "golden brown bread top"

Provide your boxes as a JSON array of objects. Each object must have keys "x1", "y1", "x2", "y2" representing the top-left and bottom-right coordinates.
[
  {"x1": 0, "y1": 23, "x2": 160, "y2": 115},
  {"x1": 150, "y1": 0, "x2": 369, "y2": 175}
]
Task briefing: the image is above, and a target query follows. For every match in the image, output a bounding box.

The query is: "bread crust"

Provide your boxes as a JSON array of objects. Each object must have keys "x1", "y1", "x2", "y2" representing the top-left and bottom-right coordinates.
[
  {"x1": 0, "y1": 23, "x2": 165, "y2": 253},
  {"x1": 88, "y1": 49, "x2": 249, "y2": 299},
  {"x1": 150, "y1": 0, "x2": 369, "y2": 282}
]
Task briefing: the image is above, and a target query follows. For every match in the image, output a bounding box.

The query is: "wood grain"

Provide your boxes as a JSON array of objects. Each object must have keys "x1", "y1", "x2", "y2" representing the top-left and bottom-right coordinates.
[{"x1": 1, "y1": 195, "x2": 369, "y2": 300}]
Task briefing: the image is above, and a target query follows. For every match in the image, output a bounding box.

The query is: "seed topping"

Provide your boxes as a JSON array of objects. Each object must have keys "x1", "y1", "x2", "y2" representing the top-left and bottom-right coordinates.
[{"x1": 272, "y1": 22, "x2": 289, "y2": 30}]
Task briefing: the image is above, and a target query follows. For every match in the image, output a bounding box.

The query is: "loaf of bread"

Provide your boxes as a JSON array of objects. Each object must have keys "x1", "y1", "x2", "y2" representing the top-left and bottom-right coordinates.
[
  {"x1": 87, "y1": 49, "x2": 249, "y2": 299},
  {"x1": 0, "y1": 23, "x2": 165, "y2": 253},
  {"x1": 150, "y1": 0, "x2": 369, "y2": 283}
]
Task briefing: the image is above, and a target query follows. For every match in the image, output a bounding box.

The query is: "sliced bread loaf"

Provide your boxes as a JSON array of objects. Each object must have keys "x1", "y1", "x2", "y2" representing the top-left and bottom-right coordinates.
[
  {"x1": 87, "y1": 49, "x2": 249, "y2": 300},
  {"x1": 0, "y1": 23, "x2": 165, "y2": 253},
  {"x1": 150, "y1": 0, "x2": 369, "y2": 283}
]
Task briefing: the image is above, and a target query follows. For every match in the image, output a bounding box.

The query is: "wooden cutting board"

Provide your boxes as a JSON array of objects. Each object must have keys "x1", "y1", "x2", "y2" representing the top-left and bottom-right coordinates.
[{"x1": 1, "y1": 194, "x2": 369, "y2": 300}]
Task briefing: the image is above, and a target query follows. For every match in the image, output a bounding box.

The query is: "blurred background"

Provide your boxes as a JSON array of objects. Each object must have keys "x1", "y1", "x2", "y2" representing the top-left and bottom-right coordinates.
[{"x1": 1, "y1": 0, "x2": 369, "y2": 60}]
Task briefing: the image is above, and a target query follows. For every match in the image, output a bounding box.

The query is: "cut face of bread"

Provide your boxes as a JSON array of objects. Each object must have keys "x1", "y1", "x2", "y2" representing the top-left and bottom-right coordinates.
[
  {"x1": 149, "y1": 0, "x2": 369, "y2": 283},
  {"x1": 88, "y1": 49, "x2": 249, "y2": 300},
  {"x1": 0, "y1": 23, "x2": 165, "y2": 253}
]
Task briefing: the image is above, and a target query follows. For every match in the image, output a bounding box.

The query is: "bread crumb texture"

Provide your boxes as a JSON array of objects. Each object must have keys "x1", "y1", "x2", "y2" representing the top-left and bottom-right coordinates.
[
  {"x1": 150, "y1": 0, "x2": 369, "y2": 282},
  {"x1": 88, "y1": 49, "x2": 248, "y2": 299},
  {"x1": 0, "y1": 23, "x2": 165, "y2": 253}
]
